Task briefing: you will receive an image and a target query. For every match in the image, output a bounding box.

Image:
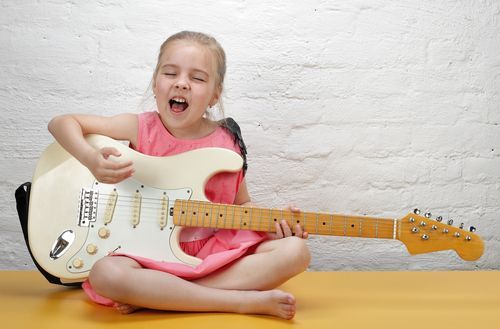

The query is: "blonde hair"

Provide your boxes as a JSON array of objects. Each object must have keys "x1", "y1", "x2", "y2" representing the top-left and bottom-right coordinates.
[{"x1": 151, "y1": 31, "x2": 227, "y2": 118}]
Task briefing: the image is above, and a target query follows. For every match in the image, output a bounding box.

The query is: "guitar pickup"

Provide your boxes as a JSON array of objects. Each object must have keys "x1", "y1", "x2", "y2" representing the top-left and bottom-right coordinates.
[
  {"x1": 131, "y1": 190, "x2": 142, "y2": 228},
  {"x1": 159, "y1": 195, "x2": 169, "y2": 230},
  {"x1": 103, "y1": 189, "x2": 118, "y2": 225}
]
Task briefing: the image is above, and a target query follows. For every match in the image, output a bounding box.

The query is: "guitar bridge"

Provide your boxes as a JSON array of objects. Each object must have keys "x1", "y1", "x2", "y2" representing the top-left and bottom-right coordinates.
[{"x1": 78, "y1": 188, "x2": 99, "y2": 227}]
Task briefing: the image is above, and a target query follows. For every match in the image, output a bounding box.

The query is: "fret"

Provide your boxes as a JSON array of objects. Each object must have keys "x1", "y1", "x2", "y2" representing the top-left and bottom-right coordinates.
[
  {"x1": 267, "y1": 209, "x2": 275, "y2": 232},
  {"x1": 191, "y1": 200, "x2": 196, "y2": 227},
  {"x1": 222, "y1": 204, "x2": 228, "y2": 229},
  {"x1": 196, "y1": 202, "x2": 202, "y2": 227},
  {"x1": 246, "y1": 206, "x2": 252, "y2": 230},
  {"x1": 343, "y1": 215, "x2": 347, "y2": 236},
  {"x1": 196, "y1": 200, "x2": 201, "y2": 227},
  {"x1": 267, "y1": 208, "x2": 274, "y2": 232},
  {"x1": 231, "y1": 206, "x2": 239, "y2": 228},
  {"x1": 186, "y1": 200, "x2": 190, "y2": 226},
  {"x1": 198, "y1": 201, "x2": 203, "y2": 227},
  {"x1": 229, "y1": 204, "x2": 235, "y2": 230},
  {"x1": 303, "y1": 212, "x2": 306, "y2": 235},
  {"x1": 228, "y1": 204, "x2": 233, "y2": 229},
  {"x1": 212, "y1": 203, "x2": 218, "y2": 229},
  {"x1": 359, "y1": 217, "x2": 363, "y2": 237},
  {"x1": 184, "y1": 199, "x2": 191, "y2": 226},
  {"x1": 188, "y1": 199, "x2": 194, "y2": 226},
  {"x1": 200, "y1": 201, "x2": 206, "y2": 228},
  {"x1": 247, "y1": 207, "x2": 255, "y2": 228},
  {"x1": 180, "y1": 199, "x2": 186, "y2": 226},
  {"x1": 315, "y1": 213, "x2": 319, "y2": 235},
  {"x1": 217, "y1": 203, "x2": 223, "y2": 229},
  {"x1": 212, "y1": 202, "x2": 218, "y2": 228},
  {"x1": 239, "y1": 206, "x2": 245, "y2": 230},
  {"x1": 237, "y1": 205, "x2": 242, "y2": 230},
  {"x1": 190, "y1": 200, "x2": 195, "y2": 227}
]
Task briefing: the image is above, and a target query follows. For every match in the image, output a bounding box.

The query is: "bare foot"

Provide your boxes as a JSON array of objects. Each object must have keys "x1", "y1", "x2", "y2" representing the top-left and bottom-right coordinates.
[
  {"x1": 114, "y1": 302, "x2": 142, "y2": 314},
  {"x1": 112, "y1": 290, "x2": 296, "y2": 319},
  {"x1": 238, "y1": 290, "x2": 296, "y2": 320}
]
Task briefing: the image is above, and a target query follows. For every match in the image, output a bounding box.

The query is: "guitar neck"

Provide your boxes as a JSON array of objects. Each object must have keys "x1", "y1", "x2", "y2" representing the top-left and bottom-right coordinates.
[{"x1": 173, "y1": 200, "x2": 397, "y2": 240}]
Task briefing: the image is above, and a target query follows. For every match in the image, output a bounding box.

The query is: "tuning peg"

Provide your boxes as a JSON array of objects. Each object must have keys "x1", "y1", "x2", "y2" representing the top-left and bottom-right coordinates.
[
  {"x1": 436, "y1": 216, "x2": 443, "y2": 222},
  {"x1": 413, "y1": 208, "x2": 421, "y2": 215},
  {"x1": 469, "y1": 226, "x2": 476, "y2": 232},
  {"x1": 424, "y1": 212, "x2": 432, "y2": 218},
  {"x1": 459, "y1": 223, "x2": 464, "y2": 229},
  {"x1": 447, "y1": 219, "x2": 454, "y2": 225}
]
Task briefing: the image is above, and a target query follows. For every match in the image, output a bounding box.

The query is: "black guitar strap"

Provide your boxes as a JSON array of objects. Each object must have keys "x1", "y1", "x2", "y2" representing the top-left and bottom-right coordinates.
[{"x1": 15, "y1": 182, "x2": 81, "y2": 286}]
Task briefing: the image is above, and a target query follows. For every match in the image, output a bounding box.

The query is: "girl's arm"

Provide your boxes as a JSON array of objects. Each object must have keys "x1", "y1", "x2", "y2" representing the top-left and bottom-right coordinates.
[
  {"x1": 234, "y1": 179, "x2": 308, "y2": 239},
  {"x1": 47, "y1": 113, "x2": 138, "y2": 184}
]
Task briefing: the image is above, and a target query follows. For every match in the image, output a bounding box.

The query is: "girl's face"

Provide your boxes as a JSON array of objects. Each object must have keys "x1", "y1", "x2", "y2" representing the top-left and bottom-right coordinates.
[{"x1": 153, "y1": 40, "x2": 220, "y2": 138}]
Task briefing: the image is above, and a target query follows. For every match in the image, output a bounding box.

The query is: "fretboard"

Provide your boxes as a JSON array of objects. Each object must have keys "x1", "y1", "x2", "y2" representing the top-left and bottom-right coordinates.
[{"x1": 173, "y1": 200, "x2": 396, "y2": 240}]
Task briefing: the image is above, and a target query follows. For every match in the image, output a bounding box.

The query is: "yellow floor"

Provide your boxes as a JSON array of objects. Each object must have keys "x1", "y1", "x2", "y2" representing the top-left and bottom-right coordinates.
[{"x1": 0, "y1": 270, "x2": 499, "y2": 329}]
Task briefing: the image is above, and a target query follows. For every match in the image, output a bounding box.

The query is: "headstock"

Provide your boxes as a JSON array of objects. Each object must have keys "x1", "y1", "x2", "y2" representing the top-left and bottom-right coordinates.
[{"x1": 397, "y1": 209, "x2": 484, "y2": 261}]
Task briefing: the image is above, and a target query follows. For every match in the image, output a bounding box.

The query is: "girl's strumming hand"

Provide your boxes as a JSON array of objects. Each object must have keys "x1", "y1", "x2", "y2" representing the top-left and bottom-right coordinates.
[{"x1": 85, "y1": 147, "x2": 134, "y2": 184}]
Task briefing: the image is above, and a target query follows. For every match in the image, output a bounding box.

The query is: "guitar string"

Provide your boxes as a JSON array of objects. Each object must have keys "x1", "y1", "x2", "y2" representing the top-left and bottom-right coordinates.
[
  {"x1": 93, "y1": 194, "x2": 469, "y2": 235},
  {"x1": 87, "y1": 195, "x2": 478, "y2": 242}
]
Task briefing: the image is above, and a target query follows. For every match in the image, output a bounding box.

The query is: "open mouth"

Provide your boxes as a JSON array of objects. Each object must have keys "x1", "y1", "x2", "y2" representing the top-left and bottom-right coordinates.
[{"x1": 169, "y1": 97, "x2": 189, "y2": 113}]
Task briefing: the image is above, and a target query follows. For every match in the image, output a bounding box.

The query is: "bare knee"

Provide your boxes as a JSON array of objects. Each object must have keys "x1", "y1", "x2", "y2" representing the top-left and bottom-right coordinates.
[
  {"x1": 278, "y1": 237, "x2": 311, "y2": 275},
  {"x1": 88, "y1": 256, "x2": 134, "y2": 298}
]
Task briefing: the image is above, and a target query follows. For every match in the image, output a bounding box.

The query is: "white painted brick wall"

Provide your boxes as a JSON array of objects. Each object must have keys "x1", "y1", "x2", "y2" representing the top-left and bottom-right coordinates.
[{"x1": 1, "y1": 0, "x2": 499, "y2": 271}]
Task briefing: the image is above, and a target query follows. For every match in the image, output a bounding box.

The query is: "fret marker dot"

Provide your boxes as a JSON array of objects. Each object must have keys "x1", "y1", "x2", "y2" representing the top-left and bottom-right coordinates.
[{"x1": 322, "y1": 222, "x2": 326, "y2": 225}]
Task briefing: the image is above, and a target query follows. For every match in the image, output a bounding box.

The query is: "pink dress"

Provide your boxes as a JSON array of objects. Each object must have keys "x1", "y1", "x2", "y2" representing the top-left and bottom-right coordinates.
[{"x1": 82, "y1": 112, "x2": 267, "y2": 305}]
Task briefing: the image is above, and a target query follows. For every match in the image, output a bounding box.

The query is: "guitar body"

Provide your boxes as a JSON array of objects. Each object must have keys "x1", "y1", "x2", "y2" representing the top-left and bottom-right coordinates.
[{"x1": 28, "y1": 135, "x2": 243, "y2": 283}]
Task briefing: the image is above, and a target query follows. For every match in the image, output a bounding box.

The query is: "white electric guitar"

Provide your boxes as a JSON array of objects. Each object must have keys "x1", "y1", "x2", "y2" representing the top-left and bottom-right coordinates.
[{"x1": 28, "y1": 135, "x2": 484, "y2": 283}]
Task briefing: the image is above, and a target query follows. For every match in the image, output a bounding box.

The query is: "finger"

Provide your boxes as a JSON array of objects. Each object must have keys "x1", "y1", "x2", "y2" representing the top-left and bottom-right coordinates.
[
  {"x1": 281, "y1": 220, "x2": 293, "y2": 237},
  {"x1": 287, "y1": 204, "x2": 301, "y2": 213},
  {"x1": 111, "y1": 165, "x2": 135, "y2": 179},
  {"x1": 294, "y1": 224, "x2": 304, "y2": 237},
  {"x1": 275, "y1": 222, "x2": 284, "y2": 239},
  {"x1": 97, "y1": 166, "x2": 134, "y2": 184},
  {"x1": 100, "y1": 147, "x2": 122, "y2": 159},
  {"x1": 105, "y1": 159, "x2": 134, "y2": 171},
  {"x1": 107, "y1": 166, "x2": 135, "y2": 181},
  {"x1": 295, "y1": 224, "x2": 309, "y2": 239}
]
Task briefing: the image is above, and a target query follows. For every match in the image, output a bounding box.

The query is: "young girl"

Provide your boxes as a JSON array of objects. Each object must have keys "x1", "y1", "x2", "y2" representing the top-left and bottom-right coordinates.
[{"x1": 48, "y1": 31, "x2": 310, "y2": 320}]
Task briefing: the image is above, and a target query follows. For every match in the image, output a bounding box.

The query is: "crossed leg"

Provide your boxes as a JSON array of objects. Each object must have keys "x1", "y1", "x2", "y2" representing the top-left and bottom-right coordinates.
[{"x1": 88, "y1": 236, "x2": 310, "y2": 319}]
